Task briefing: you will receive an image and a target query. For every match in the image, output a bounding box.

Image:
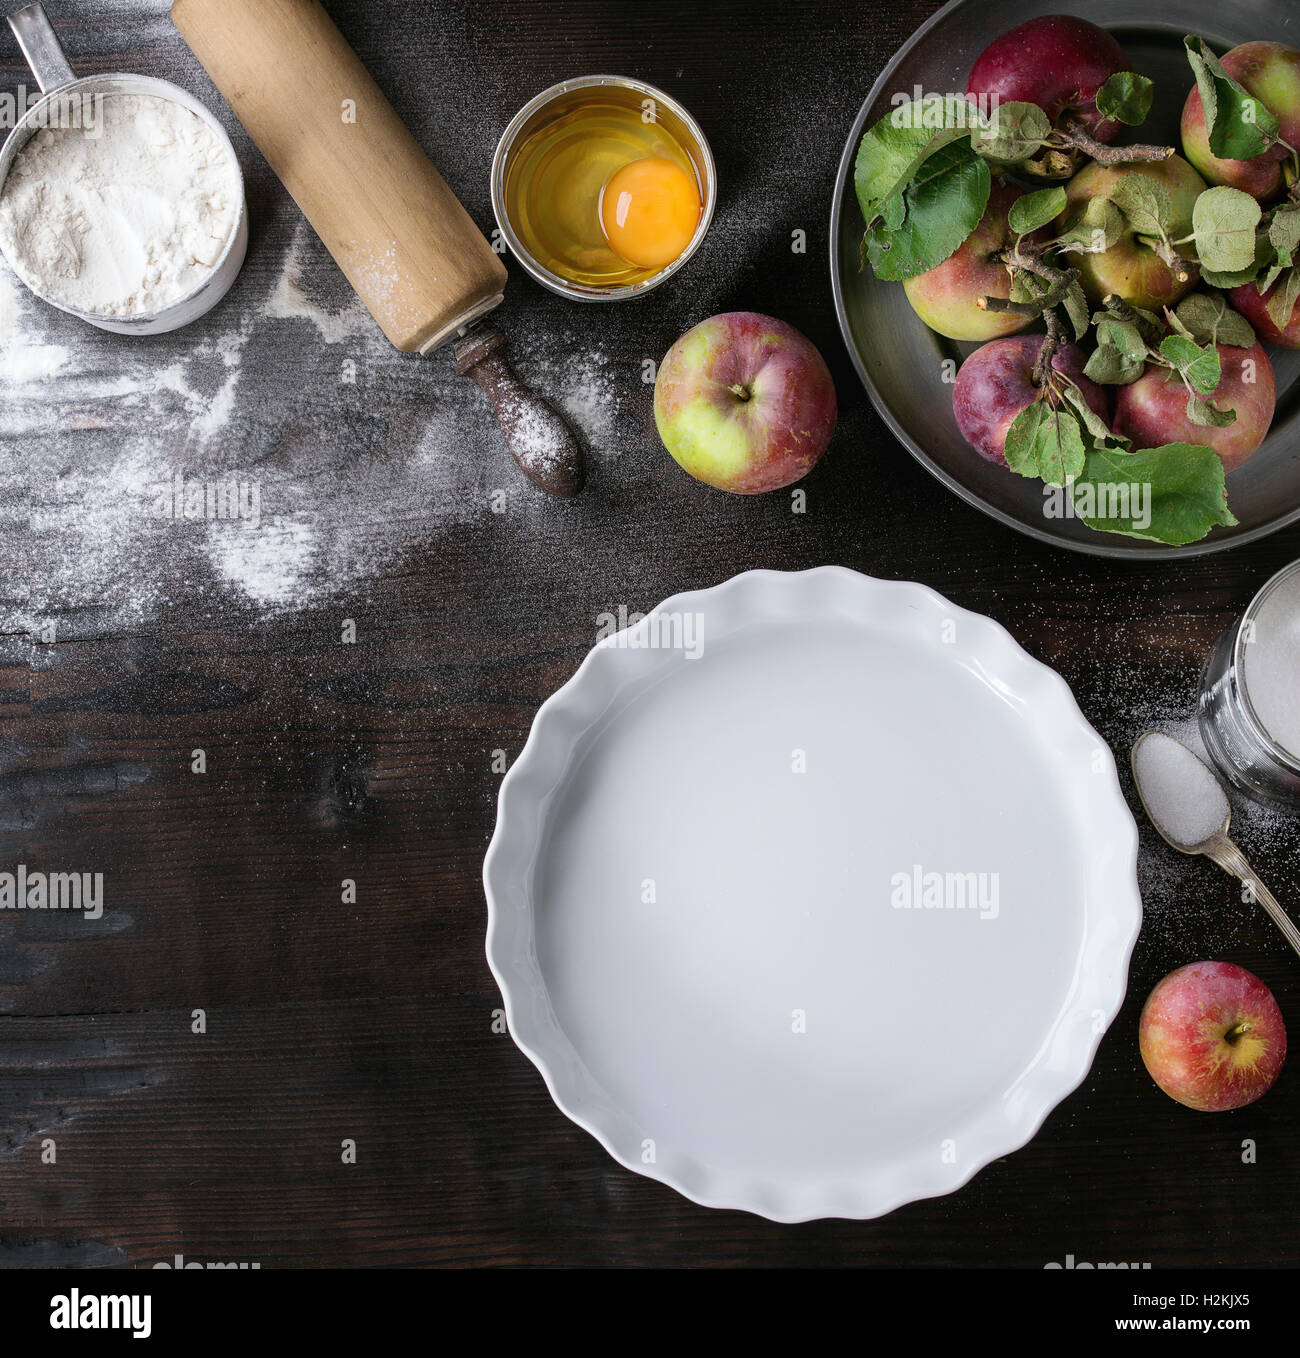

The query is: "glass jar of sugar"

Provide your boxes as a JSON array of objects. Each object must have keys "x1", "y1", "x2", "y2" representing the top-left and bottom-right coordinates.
[{"x1": 1200, "y1": 558, "x2": 1300, "y2": 809}]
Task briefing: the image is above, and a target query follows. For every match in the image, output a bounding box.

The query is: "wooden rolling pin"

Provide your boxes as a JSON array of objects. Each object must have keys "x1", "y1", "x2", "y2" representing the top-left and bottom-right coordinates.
[{"x1": 171, "y1": 0, "x2": 584, "y2": 497}]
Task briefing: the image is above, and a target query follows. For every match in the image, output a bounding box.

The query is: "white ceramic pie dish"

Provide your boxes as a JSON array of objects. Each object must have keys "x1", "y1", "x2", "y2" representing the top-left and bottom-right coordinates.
[{"x1": 484, "y1": 567, "x2": 1141, "y2": 1222}]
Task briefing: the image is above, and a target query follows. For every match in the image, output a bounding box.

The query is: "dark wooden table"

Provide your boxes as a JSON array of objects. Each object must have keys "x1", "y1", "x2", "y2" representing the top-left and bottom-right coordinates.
[{"x1": 2, "y1": 0, "x2": 1298, "y2": 1269}]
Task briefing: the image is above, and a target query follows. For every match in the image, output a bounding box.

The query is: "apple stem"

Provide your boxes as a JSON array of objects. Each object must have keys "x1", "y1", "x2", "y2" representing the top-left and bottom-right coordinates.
[
  {"x1": 1225, "y1": 1021, "x2": 1253, "y2": 1046},
  {"x1": 980, "y1": 258, "x2": 1079, "y2": 320},
  {"x1": 1033, "y1": 310, "x2": 1064, "y2": 389},
  {"x1": 1059, "y1": 117, "x2": 1175, "y2": 166},
  {"x1": 1150, "y1": 238, "x2": 1192, "y2": 282},
  {"x1": 1015, "y1": 252, "x2": 1080, "y2": 295},
  {"x1": 729, "y1": 384, "x2": 752, "y2": 402},
  {"x1": 978, "y1": 294, "x2": 1045, "y2": 317}
]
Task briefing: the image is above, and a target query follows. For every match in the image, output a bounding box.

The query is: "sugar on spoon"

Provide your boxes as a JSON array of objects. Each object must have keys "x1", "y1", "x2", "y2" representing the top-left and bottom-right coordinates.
[{"x1": 1131, "y1": 730, "x2": 1300, "y2": 960}]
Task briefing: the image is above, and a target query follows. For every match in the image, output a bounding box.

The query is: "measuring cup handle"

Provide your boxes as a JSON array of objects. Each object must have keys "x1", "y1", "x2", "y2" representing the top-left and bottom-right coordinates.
[{"x1": 8, "y1": 3, "x2": 76, "y2": 93}]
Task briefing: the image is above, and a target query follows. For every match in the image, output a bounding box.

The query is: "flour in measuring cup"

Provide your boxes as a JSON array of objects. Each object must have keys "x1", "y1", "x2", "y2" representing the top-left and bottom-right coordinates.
[{"x1": 0, "y1": 92, "x2": 241, "y2": 317}]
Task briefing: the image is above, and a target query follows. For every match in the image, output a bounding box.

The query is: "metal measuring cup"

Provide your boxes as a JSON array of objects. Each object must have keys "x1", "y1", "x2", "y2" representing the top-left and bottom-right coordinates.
[{"x1": 0, "y1": 2, "x2": 247, "y2": 335}]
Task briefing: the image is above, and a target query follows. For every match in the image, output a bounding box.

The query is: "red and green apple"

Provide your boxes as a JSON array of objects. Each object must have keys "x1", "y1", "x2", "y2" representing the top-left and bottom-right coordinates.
[
  {"x1": 1140, "y1": 961, "x2": 1287, "y2": 1111},
  {"x1": 902, "y1": 179, "x2": 1033, "y2": 341},
  {"x1": 966, "y1": 14, "x2": 1132, "y2": 148},
  {"x1": 1057, "y1": 157, "x2": 1205, "y2": 309},
  {"x1": 1229, "y1": 277, "x2": 1300, "y2": 349},
  {"x1": 653, "y1": 312, "x2": 837, "y2": 493},
  {"x1": 1113, "y1": 341, "x2": 1276, "y2": 472},
  {"x1": 952, "y1": 334, "x2": 1109, "y2": 466},
  {"x1": 1181, "y1": 42, "x2": 1300, "y2": 203}
]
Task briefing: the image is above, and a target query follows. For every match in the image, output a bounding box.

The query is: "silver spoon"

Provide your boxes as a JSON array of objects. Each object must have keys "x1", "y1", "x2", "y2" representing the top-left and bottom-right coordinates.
[{"x1": 1131, "y1": 730, "x2": 1300, "y2": 960}]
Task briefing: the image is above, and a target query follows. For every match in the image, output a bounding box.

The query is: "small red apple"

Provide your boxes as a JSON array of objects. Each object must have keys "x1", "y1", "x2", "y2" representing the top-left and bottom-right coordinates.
[
  {"x1": 1229, "y1": 277, "x2": 1300, "y2": 349},
  {"x1": 952, "y1": 335, "x2": 1109, "y2": 466},
  {"x1": 1112, "y1": 342, "x2": 1276, "y2": 473},
  {"x1": 1139, "y1": 961, "x2": 1287, "y2": 1111},
  {"x1": 966, "y1": 14, "x2": 1131, "y2": 145},
  {"x1": 902, "y1": 179, "x2": 1031, "y2": 341},
  {"x1": 653, "y1": 312, "x2": 837, "y2": 494}
]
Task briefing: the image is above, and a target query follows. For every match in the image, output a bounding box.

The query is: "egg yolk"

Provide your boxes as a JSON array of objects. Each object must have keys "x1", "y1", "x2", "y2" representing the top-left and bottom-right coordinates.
[{"x1": 599, "y1": 157, "x2": 701, "y2": 269}]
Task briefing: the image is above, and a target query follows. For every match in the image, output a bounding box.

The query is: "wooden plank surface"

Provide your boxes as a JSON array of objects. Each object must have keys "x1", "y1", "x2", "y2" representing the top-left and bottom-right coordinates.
[{"x1": 1, "y1": 0, "x2": 1298, "y2": 1268}]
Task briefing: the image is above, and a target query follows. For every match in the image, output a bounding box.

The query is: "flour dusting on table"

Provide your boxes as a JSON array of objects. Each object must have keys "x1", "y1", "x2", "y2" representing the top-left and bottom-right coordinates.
[{"x1": 3, "y1": 222, "x2": 632, "y2": 632}]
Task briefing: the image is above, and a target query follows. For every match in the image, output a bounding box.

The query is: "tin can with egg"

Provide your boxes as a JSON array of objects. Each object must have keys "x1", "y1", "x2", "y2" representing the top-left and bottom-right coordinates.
[
  {"x1": 0, "y1": 3, "x2": 247, "y2": 336},
  {"x1": 491, "y1": 75, "x2": 716, "y2": 302}
]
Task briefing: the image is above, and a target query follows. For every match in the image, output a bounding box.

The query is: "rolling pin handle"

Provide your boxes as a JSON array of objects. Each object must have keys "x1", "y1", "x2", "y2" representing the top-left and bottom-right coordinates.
[{"x1": 454, "y1": 327, "x2": 586, "y2": 499}]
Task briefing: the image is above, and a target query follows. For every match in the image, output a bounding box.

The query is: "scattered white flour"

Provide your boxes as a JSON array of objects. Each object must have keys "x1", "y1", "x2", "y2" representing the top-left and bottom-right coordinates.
[
  {"x1": 205, "y1": 513, "x2": 318, "y2": 609},
  {"x1": 516, "y1": 346, "x2": 621, "y2": 455},
  {"x1": 1133, "y1": 731, "x2": 1230, "y2": 848},
  {"x1": 2, "y1": 212, "x2": 634, "y2": 628},
  {"x1": 265, "y1": 225, "x2": 377, "y2": 345},
  {"x1": 558, "y1": 350, "x2": 619, "y2": 450},
  {"x1": 0, "y1": 335, "x2": 68, "y2": 383},
  {"x1": 501, "y1": 393, "x2": 568, "y2": 478},
  {"x1": 1243, "y1": 567, "x2": 1300, "y2": 758},
  {"x1": 153, "y1": 322, "x2": 250, "y2": 443},
  {"x1": 0, "y1": 93, "x2": 241, "y2": 316},
  {"x1": 0, "y1": 255, "x2": 67, "y2": 380}
]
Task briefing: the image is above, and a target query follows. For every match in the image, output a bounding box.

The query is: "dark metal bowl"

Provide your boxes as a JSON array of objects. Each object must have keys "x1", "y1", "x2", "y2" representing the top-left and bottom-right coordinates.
[{"x1": 830, "y1": 0, "x2": 1300, "y2": 559}]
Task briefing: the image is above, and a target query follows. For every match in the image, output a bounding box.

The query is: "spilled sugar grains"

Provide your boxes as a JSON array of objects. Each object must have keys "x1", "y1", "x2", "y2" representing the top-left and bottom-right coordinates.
[{"x1": 1131, "y1": 713, "x2": 1300, "y2": 960}]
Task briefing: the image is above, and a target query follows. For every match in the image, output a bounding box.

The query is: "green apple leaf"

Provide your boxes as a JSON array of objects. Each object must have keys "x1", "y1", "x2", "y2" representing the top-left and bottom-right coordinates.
[
  {"x1": 1160, "y1": 335, "x2": 1221, "y2": 396},
  {"x1": 1174, "y1": 292, "x2": 1256, "y2": 348},
  {"x1": 970, "y1": 100, "x2": 1051, "y2": 164},
  {"x1": 1185, "y1": 36, "x2": 1281, "y2": 161},
  {"x1": 1062, "y1": 280, "x2": 1091, "y2": 340},
  {"x1": 1056, "y1": 197, "x2": 1125, "y2": 255},
  {"x1": 1004, "y1": 401, "x2": 1086, "y2": 487},
  {"x1": 1085, "y1": 317, "x2": 1148, "y2": 384},
  {"x1": 1003, "y1": 402, "x2": 1048, "y2": 476},
  {"x1": 1185, "y1": 393, "x2": 1237, "y2": 427},
  {"x1": 1265, "y1": 265, "x2": 1300, "y2": 331},
  {"x1": 1258, "y1": 259, "x2": 1287, "y2": 293},
  {"x1": 862, "y1": 140, "x2": 991, "y2": 281},
  {"x1": 1094, "y1": 297, "x2": 1165, "y2": 343},
  {"x1": 1071, "y1": 441, "x2": 1236, "y2": 544},
  {"x1": 1010, "y1": 270, "x2": 1051, "y2": 304},
  {"x1": 1109, "y1": 173, "x2": 1172, "y2": 238},
  {"x1": 1201, "y1": 260, "x2": 1267, "y2": 288},
  {"x1": 1268, "y1": 203, "x2": 1300, "y2": 269},
  {"x1": 1008, "y1": 185, "x2": 1067, "y2": 236},
  {"x1": 1060, "y1": 381, "x2": 1121, "y2": 448},
  {"x1": 1192, "y1": 186, "x2": 1262, "y2": 273},
  {"x1": 1084, "y1": 346, "x2": 1140, "y2": 386},
  {"x1": 880, "y1": 191, "x2": 907, "y2": 231},
  {"x1": 853, "y1": 96, "x2": 978, "y2": 225},
  {"x1": 1164, "y1": 306, "x2": 1195, "y2": 340},
  {"x1": 1200, "y1": 223, "x2": 1272, "y2": 287},
  {"x1": 1096, "y1": 71, "x2": 1155, "y2": 126}
]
